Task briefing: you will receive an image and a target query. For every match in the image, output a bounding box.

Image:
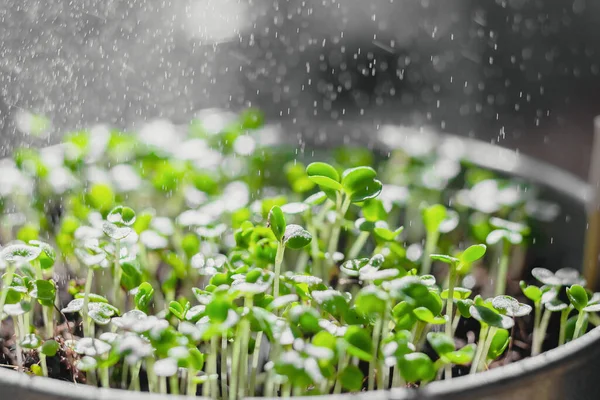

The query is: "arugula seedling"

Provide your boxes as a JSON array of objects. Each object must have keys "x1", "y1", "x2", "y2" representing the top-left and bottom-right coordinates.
[
  {"x1": 74, "y1": 239, "x2": 108, "y2": 337},
  {"x1": 31, "y1": 279, "x2": 57, "y2": 338},
  {"x1": 268, "y1": 205, "x2": 312, "y2": 298},
  {"x1": 566, "y1": 284, "x2": 595, "y2": 340},
  {"x1": 306, "y1": 163, "x2": 382, "y2": 275},
  {"x1": 430, "y1": 243, "x2": 486, "y2": 379},
  {"x1": 105, "y1": 205, "x2": 136, "y2": 308},
  {"x1": 469, "y1": 301, "x2": 514, "y2": 374},
  {"x1": 486, "y1": 217, "x2": 529, "y2": 296},
  {"x1": 427, "y1": 332, "x2": 476, "y2": 378},
  {"x1": 0, "y1": 244, "x2": 42, "y2": 316}
]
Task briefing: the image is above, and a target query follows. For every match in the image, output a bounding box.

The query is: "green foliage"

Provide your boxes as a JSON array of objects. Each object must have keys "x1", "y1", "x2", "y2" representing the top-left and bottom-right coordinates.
[{"x1": 0, "y1": 108, "x2": 565, "y2": 396}]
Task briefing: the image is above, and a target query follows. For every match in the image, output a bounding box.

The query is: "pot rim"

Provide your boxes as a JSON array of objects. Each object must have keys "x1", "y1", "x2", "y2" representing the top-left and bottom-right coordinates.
[{"x1": 0, "y1": 123, "x2": 593, "y2": 400}]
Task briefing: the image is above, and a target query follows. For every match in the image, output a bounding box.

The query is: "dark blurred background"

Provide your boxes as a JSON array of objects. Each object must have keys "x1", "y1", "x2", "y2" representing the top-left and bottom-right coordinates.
[{"x1": 1, "y1": 0, "x2": 599, "y2": 177}]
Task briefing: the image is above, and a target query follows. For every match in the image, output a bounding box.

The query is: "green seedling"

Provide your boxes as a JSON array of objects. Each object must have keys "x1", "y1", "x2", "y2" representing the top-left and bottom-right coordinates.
[
  {"x1": 567, "y1": 284, "x2": 594, "y2": 340},
  {"x1": 268, "y1": 205, "x2": 312, "y2": 298},
  {"x1": 486, "y1": 217, "x2": 529, "y2": 296},
  {"x1": 0, "y1": 109, "x2": 580, "y2": 397},
  {"x1": 306, "y1": 163, "x2": 382, "y2": 275},
  {"x1": 430, "y1": 243, "x2": 486, "y2": 379}
]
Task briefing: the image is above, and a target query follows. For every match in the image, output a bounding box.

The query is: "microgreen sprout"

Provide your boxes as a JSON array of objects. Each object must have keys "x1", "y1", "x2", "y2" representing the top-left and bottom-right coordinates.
[
  {"x1": 486, "y1": 217, "x2": 530, "y2": 296},
  {"x1": 0, "y1": 109, "x2": 585, "y2": 397}
]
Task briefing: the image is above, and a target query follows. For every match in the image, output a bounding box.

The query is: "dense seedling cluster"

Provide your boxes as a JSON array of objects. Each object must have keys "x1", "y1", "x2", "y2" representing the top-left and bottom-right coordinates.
[{"x1": 0, "y1": 109, "x2": 595, "y2": 398}]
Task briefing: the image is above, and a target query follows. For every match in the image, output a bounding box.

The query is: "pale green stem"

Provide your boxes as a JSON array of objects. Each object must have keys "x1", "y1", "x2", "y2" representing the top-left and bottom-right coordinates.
[
  {"x1": 588, "y1": 312, "x2": 600, "y2": 326},
  {"x1": 559, "y1": 308, "x2": 570, "y2": 346},
  {"x1": 470, "y1": 325, "x2": 489, "y2": 375},
  {"x1": 379, "y1": 311, "x2": 391, "y2": 389},
  {"x1": 121, "y1": 362, "x2": 129, "y2": 389},
  {"x1": 451, "y1": 309, "x2": 461, "y2": 336},
  {"x1": 273, "y1": 243, "x2": 286, "y2": 299},
  {"x1": 23, "y1": 311, "x2": 30, "y2": 340},
  {"x1": 348, "y1": 231, "x2": 370, "y2": 260},
  {"x1": 229, "y1": 325, "x2": 242, "y2": 400},
  {"x1": 203, "y1": 336, "x2": 217, "y2": 398},
  {"x1": 129, "y1": 361, "x2": 142, "y2": 391},
  {"x1": 186, "y1": 368, "x2": 197, "y2": 396},
  {"x1": 532, "y1": 308, "x2": 552, "y2": 356},
  {"x1": 307, "y1": 221, "x2": 322, "y2": 279},
  {"x1": 495, "y1": 241, "x2": 511, "y2": 296},
  {"x1": 221, "y1": 336, "x2": 229, "y2": 399},
  {"x1": 412, "y1": 321, "x2": 427, "y2": 350},
  {"x1": 391, "y1": 365, "x2": 404, "y2": 388},
  {"x1": 368, "y1": 317, "x2": 383, "y2": 391},
  {"x1": 40, "y1": 353, "x2": 48, "y2": 377},
  {"x1": 15, "y1": 315, "x2": 23, "y2": 372},
  {"x1": 249, "y1": 331, "x2": 263, "y2": 396},
  {"x1": 169, "y1": 375, "x2": 179, "y2": 395},
  {"x1": 477, "y1": 327, "x2": 497, "y2": 372},
  {"x1": 333, "y1": 353, "x2": 348, "y2": 394},
  {"x1": 159, "y1": 376, "x2": 167, "y2": 394},
  {"x1": 237, "y1": 297, "x2": 253, "y2": 399},
  {"x1": 113, "y1": 240, "x2": 122, "y2": 308},
  {"x1": 45, "y1": 305, "x2": 54, "y2": 339},
  {"x1": 312, "y1": 200, "x2": 334, "y2": 280},
  {"x1": 282, "y1": 381, "x2": 292, "y2": 398},
  {"x1": 100, "y1": 365, "x2": 110, "y2": 388},
  {"x1": 421, "y1": 231, "x2": 439, "y2": 275},
  {"x1": 573, "y1": 311, "x2": 587, "y2": 340},
  {"x1": 146, "y1": 357, "x2": 157, "y2": 393},
  {"x1": 82, "y1": 268, "x2": 94, "y2": 338},
  {"x1": 264, "y1": 341, "x2": 281, "y2": 398},
  {"x1": 210, "y1": 335, "x2": 219, "y2": 399},
  {"x1": 531, "y1": 301, "x2": 542, "y2": 352},
  {"x1": 0, "y1": 263, "x2": 17, "y2": 314},
  {"x1": 326, "y1": 195, "x2": 352, "y2": 270},
  {"x1": 445, "y1": 265, "x2": 457, "y2": 378}
]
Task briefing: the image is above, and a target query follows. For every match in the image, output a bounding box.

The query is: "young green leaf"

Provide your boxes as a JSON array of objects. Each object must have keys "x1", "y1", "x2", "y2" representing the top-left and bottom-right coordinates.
[
  {"x1": 470, "y1": 305, "x2": 514, "y2": 329},
  {"x1": 460, "y1": 244, "x2": 487, "y2": 264},
  {"x1": 520, "y1": 281, "x2": 543, "y2": 303},
  {"x1": 134, "y1": 282, "x2": 154, "y2": 312},
  {"x1": 341, "y1": 166, "x2": 376, "y2": 191},
  {"x1": 348, "y1": 178, "x2": 383, "y2": 203},
  {"x1": 444, "y1": 344, "x2": 477, "y2": 365},
  {"x1": 430, "y1": 254, "x2": 459, "y2": 265},
  {"x1": 373, "y1": 223, "x2": 404, "y2": 242},
  {"x1": 427, "y1": 332, "x2": 455, "y2": 355},
  {"x1": 567, "y1": 284, "x2": 589, "y2": 311},
  {"x1": 32, "y1": 279, "x2": 56, "y2": 307},
  {"x1": 413, "y1": 307, "x2": 445, "y2": 325},
  {"x1": 306, "y1": 162, "x2": 342, "y2": 191},
  {"x1": 344, "y1": 325, "x2": 373, "y2": 361},
  {"x1": 339, "y1": 364, "x2": 364, "y2": 392},
  {"x1": 267, "y1": 205, "x2": 286, "y2": 242},
  {"x1": 107, "y1": 205, "x2": 137, "y2": 226},
  {"x1": 41, "y1": 339, "x2": 60, "y2": 357},
  {"x1": 487, "y1": 329, "x2": 510, "y2": 360},
  {"x1": 282, "y1": 224, "x2": 312, "y2": 249},
  {"x1": 398, "y1": 353, "x2": 436, "y2": 383}
]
